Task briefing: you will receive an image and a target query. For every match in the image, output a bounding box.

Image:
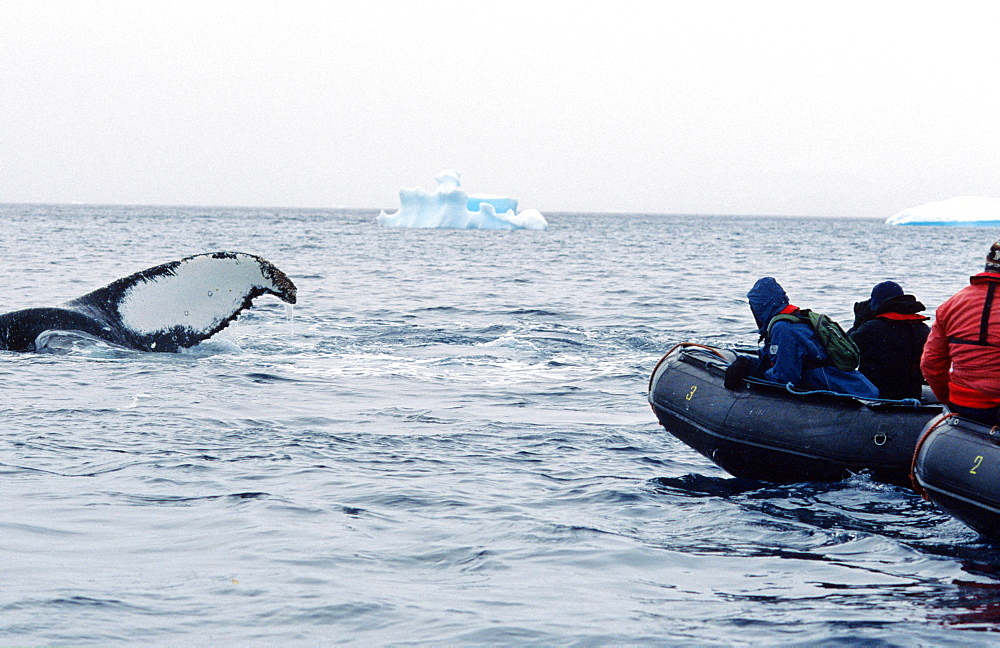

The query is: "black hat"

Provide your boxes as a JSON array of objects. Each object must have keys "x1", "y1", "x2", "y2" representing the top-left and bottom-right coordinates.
[{"x1": 870, "y1": 281, "x2": 904, "y2": 313}]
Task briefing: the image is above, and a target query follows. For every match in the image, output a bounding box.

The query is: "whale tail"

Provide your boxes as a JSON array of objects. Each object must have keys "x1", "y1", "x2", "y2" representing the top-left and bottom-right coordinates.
[{"x1": 62, "y1": 252, "x2": 297, "y2": 352}]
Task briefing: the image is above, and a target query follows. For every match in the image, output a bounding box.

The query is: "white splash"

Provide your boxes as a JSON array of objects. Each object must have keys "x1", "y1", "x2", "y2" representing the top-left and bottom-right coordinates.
[
  {"x1": 377, "y1": 170, "x2": 548, "y2": 230},
  {"x1": 34, "y1": 330, "x2": 121, "y2": 355}
]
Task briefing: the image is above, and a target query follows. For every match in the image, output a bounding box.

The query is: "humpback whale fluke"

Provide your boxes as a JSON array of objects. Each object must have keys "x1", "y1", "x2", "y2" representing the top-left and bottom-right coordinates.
[{"x1": 0, "y1": 252, "x2": 297, "y2": 352}]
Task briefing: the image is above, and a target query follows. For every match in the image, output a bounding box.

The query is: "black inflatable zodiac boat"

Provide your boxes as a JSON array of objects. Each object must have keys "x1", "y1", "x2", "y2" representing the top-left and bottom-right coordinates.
[
  {"x1": 913, "y1": 414, "x2": 1000, "y2": 541},
  {"x1": 647, "y1": 343, "x2": 943, "y2": 487}
]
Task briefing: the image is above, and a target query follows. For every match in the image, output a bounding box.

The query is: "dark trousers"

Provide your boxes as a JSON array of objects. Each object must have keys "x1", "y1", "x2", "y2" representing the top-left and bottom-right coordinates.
[{"x1": 950, "y1": 403, "x2": 1000, "y2": 426}]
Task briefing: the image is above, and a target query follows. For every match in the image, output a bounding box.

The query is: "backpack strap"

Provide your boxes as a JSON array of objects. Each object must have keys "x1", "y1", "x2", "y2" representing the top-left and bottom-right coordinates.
[
  {"x1": 764, "y1": 306, "x2": 806, "y2": 341},
  {"x1": 763, "y1": 309, "x2": 830, "y2": 369},
  {"x1": 950, "y1": 282, "x2": 1000, "y2": 347},
  {"x1": 981, "y1": 282, "x2": 997, "y2": 345}
]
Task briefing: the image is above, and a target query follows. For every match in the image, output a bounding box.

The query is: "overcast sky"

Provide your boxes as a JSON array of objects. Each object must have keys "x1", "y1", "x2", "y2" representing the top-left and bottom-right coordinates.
[{"x1": 2, "y1": 1, "x2": 998, "y2": 216}]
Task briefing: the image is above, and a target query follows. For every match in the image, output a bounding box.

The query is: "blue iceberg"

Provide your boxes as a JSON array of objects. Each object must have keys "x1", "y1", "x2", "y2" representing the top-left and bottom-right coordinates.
[
  {"x1": 377, "y1": 170, "x2": 548, "y2": 230},
  {"x1": 886, "y1": 196, "x2": 1000, "y2": 226}
]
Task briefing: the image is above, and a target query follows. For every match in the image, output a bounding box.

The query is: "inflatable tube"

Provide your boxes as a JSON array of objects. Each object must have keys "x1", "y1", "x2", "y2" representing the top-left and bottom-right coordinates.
[
  {"x1": 648, "y1": 343, "x2": 942, "y2": 487},
  {"x1": 912, "y1": 413, "x2": 1000, "y2": 541}
]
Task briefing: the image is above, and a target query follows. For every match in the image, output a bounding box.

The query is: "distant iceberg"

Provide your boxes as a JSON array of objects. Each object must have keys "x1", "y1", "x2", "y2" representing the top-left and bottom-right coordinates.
[
  {"x1": 886, "y1": 196, "x2": 1000, "y2": 226},
  {"x1": 377, "y1": 170, "x2": 547, "y2": 230}
]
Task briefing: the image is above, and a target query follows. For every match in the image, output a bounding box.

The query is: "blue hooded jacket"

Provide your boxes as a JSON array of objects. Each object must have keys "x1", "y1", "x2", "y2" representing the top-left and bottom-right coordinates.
[{"x1": 747, "y1": 277, "x2": 879, "y2": 398}]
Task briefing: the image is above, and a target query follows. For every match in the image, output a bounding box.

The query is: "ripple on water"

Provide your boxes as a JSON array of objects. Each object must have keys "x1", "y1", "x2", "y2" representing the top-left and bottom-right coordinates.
[{"x1": 1, "y1": 208, "x2": 997, "y2": 645}]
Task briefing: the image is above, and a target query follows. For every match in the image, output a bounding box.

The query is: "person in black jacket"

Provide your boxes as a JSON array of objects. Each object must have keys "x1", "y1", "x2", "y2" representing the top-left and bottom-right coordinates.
[{"x1": 848, "y1": 281, "x2": 930, "y2": 400}]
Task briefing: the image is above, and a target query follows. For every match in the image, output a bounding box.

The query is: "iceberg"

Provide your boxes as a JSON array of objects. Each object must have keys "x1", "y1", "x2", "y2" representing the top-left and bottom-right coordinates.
[
  {"x1": 886, "y1": 196, "x2": 1000, "y2": 226},
  {"x1": 377, "y1": 170, "x2": 547, "y2": 230}
]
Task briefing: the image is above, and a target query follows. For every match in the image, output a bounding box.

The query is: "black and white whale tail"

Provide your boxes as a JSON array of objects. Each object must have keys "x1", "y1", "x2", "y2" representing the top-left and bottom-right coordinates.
[{"x1": 0, "y1": 252, "x2": 297, "y2": 352}]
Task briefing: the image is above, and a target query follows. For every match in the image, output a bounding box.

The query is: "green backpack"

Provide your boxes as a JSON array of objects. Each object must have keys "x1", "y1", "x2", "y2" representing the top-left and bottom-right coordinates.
[{"x1": 766, "y1": 309, "x2": 861, "y2": 372}]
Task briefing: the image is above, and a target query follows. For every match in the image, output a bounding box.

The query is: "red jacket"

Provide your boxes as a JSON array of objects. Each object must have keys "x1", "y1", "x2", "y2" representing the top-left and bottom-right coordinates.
[{"x1": 922, "y1": 273, "x2": 1000, "y2": 407}]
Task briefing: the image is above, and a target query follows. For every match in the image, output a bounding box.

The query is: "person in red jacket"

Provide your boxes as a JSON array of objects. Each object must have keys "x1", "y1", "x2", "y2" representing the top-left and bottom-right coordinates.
[{"x1": 922, "y1": 240, "x2": 1000, "y2": 424}]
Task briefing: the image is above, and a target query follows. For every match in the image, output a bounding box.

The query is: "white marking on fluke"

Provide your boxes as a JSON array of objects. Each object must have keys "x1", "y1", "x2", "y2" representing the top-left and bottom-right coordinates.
[
  {"x1": 118, "y1": 254, "x2": 277, "y2": 334},
  {"x1": 0, "y1": 252, "x2": 295, "y2": 352},
  {"x1": 44, "y1": 251, "x2": 299, "y2": 352}
]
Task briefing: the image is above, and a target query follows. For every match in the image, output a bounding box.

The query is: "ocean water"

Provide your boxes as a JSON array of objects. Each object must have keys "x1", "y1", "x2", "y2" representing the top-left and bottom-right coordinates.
[{"x1": 3, "y1": 205, "x2": 1000, "y2": 646}]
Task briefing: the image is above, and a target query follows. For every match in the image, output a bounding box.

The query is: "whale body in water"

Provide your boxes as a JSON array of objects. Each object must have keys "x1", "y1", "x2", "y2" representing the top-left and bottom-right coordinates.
[{"x1": 0, "y1": 252, "x2": 297, "y2": 352}]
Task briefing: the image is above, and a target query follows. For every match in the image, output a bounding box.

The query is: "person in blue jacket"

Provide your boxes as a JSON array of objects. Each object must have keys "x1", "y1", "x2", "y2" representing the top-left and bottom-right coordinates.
[{"x1": 739, "y1": 277, "x2": 879, "y2": 398}]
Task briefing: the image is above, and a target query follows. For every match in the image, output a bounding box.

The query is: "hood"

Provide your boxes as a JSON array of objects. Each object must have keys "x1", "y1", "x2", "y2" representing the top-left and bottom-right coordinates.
[
  {"x1": 970, "y1": 272, "x2": 1000, "y2": 285},
  {"x1": 747, "y1": 277, "x2": 789, "y2": 332},
  {"x1": 873, "y1": 293, "x2": 925, "y2": 316}
]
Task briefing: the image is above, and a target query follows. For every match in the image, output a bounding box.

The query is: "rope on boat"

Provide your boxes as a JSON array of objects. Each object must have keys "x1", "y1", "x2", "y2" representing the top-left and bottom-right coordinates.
[
  {"x1": 742, "y1": 376, "x2": 924, "y2": 408},
  {"x1": 909, "y1": 412, "x2": 957, "y2": 498},
  {"x1": 669, "y1": 341, "x2": 731, "y2": 360},
  {"x1": 664, "y1": 342, "x2": 929, "y2": 408}
]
